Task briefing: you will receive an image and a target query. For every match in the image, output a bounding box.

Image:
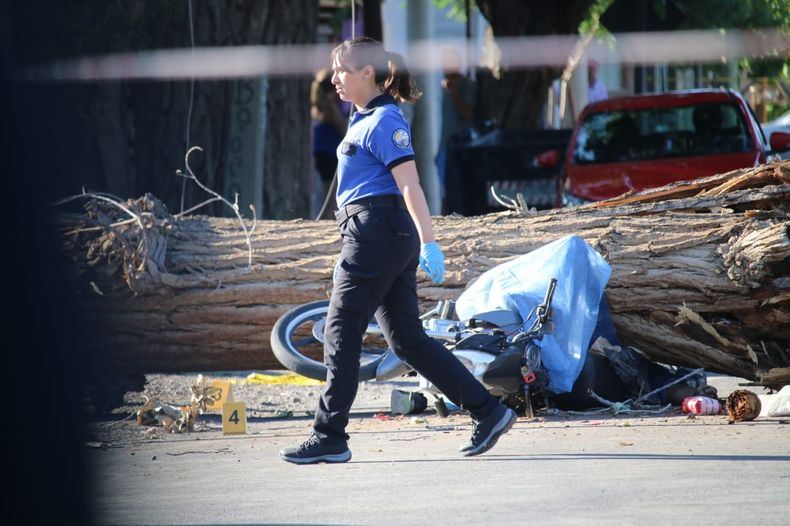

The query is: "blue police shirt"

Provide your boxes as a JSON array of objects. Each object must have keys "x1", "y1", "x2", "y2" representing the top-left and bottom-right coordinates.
[{"x1": 336, "y1": 94, "x2": 415, "y2": 208}]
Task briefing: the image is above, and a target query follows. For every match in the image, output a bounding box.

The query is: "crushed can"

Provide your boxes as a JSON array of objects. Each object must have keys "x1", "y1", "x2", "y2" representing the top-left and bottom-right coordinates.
[{"x1": 682, "y1": 395, "x2": 722, "y2": 415}]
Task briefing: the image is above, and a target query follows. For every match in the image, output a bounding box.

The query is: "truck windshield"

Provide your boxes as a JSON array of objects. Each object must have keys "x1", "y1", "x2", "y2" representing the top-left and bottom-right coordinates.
[{"x1": 572, "y1": 102, "x2": 753, "y2": 164}]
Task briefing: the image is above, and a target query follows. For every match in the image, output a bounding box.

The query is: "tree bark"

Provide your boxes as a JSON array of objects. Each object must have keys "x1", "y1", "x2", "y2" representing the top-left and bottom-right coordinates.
[{"x1": 56, "y1": 162, "x2": 790, "y2": 387}]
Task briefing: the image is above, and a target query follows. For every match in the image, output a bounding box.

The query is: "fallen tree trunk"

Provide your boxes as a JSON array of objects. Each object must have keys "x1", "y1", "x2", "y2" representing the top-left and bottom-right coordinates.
[{"x1": 56, "y1": 162, "x2": 790, "y2": 387}]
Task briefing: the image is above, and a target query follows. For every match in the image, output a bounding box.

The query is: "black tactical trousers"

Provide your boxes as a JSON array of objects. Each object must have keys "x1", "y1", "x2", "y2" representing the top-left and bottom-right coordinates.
[{"x1": 313, "y1": 194, "x2": 496, "y2": 444}]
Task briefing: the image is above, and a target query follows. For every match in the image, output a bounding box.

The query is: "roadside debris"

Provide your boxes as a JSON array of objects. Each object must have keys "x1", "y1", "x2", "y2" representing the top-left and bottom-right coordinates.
[
  {"x1": 425, "y1": 425, "x2": 462, "y2": 431},
  {"x1": 241, "y1": 372, "x2": 323, "y2": 386},
  {"x1": 135, "y1": 375, "x2": 246, "y2": 433},
  {"x1": 390, "y1": 389, "x2": 428, "y2": 415},
  {"x1": 136, "y1": 398, "x2": 196, "y2": 433},
  {"x1": 593, "y1": 338, "x2": 716, "y2": 405},
  {"x1": 682, "y1": 396, "x2": 723, "y2": 415},
  {"x1": 143, "y1": 427, "x2": 158, "y2": 439},
  {"x1": 165, "y1": 448, "x2": 232, "y2": 456},
  {"x1": 758, "y1": 385, "x2": 790, "y2": 417},
  {"x1": 581, "y1": 389, "x2": 673, "y2": 416},
  {"x1": 539, "y1": 339, "x2": 725, "y2": 417},
  {"x1": 726, "y1": 390, "x2": 761, "y2": 422},
  {"x1": 190, "y1": 375, "x2": 228, "y2": 414},
  {"x1": 190, "y1": 374, "x2": 227, "y2": 415}
]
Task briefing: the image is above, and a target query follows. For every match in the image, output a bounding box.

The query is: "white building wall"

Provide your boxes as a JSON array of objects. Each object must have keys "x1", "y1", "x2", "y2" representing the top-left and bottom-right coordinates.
[{"x1": 382, "y1": 0, "x2": 490, "y2": 214}]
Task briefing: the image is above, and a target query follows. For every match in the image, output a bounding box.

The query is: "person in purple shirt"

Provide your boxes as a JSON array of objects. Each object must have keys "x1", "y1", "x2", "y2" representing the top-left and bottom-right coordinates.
[
  {"x1": 588, "y1": 59, "x2": 608, "y2": 104},
  {"x1": 311, "y1": 69, "x2": 346, "y2": 187}
]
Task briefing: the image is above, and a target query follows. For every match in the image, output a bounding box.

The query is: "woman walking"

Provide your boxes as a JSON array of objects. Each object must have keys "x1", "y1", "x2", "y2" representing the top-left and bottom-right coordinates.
[{"x1": 280, "y1": 38, "x2": 516, "y2": 464}]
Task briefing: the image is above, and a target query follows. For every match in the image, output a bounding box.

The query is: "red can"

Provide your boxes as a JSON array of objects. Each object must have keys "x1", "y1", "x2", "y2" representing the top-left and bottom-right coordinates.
[{"x1": 682, "y1": 396, "x2": 722, "y2": 415}]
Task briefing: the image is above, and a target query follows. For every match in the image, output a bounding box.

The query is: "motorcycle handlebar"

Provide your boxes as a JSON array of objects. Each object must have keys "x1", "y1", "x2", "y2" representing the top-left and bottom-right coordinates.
[{"x1": 512, "y1": 278, "x2": 557, "y2": 343}]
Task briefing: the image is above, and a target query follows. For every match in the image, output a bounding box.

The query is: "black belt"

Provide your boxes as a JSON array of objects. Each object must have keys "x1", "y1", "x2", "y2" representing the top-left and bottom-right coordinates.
[{"x1": 334, "y1": 194, "x2": 406, "y2": 225}]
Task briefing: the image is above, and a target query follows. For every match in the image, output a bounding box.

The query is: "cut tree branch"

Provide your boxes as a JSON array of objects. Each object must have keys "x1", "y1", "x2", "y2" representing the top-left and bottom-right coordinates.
[{"x1": 175, "y1": 146, "x2": 256, "y2": 267}]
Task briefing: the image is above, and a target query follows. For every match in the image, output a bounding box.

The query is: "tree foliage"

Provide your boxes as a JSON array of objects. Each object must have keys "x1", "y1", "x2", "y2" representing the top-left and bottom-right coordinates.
[
  {"x1": 432, "y1": 0, "x2": 471, "y2": 22},
  {"x1": 657, "y1": 0, "x2": 790, "y2": 114},
  {"x1": 663, "y1": 0, "x2": 790, "y2": 31},
  {"x1": 433, "y1": 0, "x2": 788, "y2": 128}
]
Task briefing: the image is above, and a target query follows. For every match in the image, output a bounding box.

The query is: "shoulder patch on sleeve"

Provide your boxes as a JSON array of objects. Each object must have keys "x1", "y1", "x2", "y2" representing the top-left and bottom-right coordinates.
[{"x1": 391, "y1": 128, "x2": 411, "y2": 150}]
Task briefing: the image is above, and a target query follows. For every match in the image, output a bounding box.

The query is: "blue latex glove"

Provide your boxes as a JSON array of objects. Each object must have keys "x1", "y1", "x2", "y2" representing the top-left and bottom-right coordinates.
[{"x1": 419, "y1": 242, "x2": 445, "y2": 284}]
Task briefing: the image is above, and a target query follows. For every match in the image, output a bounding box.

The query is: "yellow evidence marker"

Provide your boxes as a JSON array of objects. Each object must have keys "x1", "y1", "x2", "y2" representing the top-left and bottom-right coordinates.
[
  {"x1": 222, "y1": 401, "x2": 247, "y2": 435},
  {"x1": 209, "y1": 380, "x2": 234, "y2": 412}
]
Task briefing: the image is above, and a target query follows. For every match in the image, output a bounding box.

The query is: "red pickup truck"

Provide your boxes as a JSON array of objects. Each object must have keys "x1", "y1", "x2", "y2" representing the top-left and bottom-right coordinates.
[{"x1": 553, "y1": 89, "x2": 790, "y2": 205}]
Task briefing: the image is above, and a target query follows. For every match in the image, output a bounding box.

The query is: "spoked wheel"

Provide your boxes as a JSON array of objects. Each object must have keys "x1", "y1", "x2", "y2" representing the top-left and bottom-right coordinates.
[{"x1": 270, "y1": 300, "x2": 390, "y2": 382}]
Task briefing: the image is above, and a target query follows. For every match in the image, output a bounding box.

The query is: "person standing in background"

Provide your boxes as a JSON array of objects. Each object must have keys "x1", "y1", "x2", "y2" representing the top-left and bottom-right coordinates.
[
  {"x1": 587, "y1": 59, "x2": 608, "y2": 104},
  {"x1": 437, "y1": 47, "x2": 475, "y2": 213},
  {"x1": 311, "y1": 69, "x2": 347, "y2": 195}
]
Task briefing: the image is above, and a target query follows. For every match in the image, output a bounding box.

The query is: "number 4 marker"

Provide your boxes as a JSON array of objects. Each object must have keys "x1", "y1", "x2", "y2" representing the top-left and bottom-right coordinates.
[{"x1": 222, "y1": 401, "x2": 247, "y2": 435}]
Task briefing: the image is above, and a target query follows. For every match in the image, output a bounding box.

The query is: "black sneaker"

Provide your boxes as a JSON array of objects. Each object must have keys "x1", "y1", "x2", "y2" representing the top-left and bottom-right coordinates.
[
  {"x1": 459, "y1": 405, "x2": 517, "y2": 457},
  {"x1": 279, "y1": 435, "x2": 352, "y2": 464}
]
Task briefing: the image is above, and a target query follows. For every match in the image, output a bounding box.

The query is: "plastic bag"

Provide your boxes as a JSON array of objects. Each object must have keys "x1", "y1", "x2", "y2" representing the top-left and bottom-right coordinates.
[
  {"x1": 758, "y1": 385, "x2": 790, "y2": 417},
  {"x1": 455, "y1": 235, "x2": 611, "y2": 393}
]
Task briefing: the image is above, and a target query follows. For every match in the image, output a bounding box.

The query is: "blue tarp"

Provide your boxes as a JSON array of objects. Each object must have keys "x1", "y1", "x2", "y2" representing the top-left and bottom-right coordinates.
[{"x1": 455, "y1": 235, "x2": 611, "y2": 393}]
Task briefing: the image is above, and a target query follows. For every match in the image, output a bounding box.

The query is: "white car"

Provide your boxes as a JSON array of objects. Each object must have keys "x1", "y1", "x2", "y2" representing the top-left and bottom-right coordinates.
[{"x1": 762, "y1": 111, "x2": 790, "y2": 160}]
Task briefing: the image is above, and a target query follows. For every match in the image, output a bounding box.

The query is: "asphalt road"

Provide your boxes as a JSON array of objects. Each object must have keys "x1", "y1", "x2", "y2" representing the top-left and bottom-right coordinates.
[{"x1": 86, "y1": 377, "x2": 789, "y2": 525}]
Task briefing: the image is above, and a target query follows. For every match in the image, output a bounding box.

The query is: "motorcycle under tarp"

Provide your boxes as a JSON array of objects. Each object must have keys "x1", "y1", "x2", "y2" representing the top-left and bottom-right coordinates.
[{"x1": 456, "y1": 235, "x2": 611, "y2": 394}]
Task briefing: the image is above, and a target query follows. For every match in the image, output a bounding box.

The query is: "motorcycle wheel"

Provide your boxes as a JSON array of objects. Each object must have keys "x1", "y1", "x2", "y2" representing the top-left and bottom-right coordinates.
[{"x1": 270, "y1": 300, "x2": 389, "y2": 382}]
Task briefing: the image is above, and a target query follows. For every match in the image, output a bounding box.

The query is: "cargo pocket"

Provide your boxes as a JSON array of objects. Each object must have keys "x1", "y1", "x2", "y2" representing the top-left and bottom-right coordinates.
[
  {"x1": 332, "y1": 255, "x2": 380, "y2": 311},
  {"x1": 338, "y1": 233, "x2": 382, "y2": 279}
]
